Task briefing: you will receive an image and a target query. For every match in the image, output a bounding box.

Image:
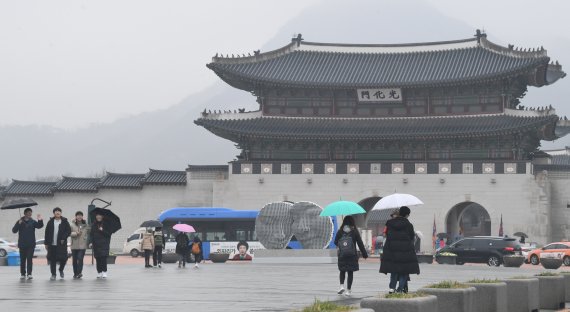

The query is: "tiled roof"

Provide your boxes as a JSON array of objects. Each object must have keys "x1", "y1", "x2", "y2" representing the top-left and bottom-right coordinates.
[
  {"x1": 551, "y1": 155, "x2": 570, "y2": 166},
  {"x1": 54, "y1": 176, "x2": 100, "y2": 192},
  {"x1": 143, "y1": 169, "x2": 186, "y2": 185},
  {"x1": 208, "y1": 34, "x2": 563, "y2": 90},
  {"x1": 3, "y1": 180, "x2": 56, "y2": 196},
  {"x1": 186, "y1": 165, "x2": 229, "y2": 172},
  {"x1": 99, "y1": 173, "x2": 145, "y2": 189},
  {"x1": 195, "y1": 111, "x2": 559, "y2": 141}
]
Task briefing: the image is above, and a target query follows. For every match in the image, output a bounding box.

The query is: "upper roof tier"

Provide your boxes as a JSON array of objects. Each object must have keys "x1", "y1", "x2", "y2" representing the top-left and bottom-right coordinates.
[{"x1": 207, "y1": 31, "x2": 565, "y2": 91}]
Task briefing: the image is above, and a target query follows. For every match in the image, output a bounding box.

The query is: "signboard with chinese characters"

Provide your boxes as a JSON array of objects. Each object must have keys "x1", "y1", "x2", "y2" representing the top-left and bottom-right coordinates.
[{"x1": 357, "y1": 88, "x2": 402, "y2": 102}]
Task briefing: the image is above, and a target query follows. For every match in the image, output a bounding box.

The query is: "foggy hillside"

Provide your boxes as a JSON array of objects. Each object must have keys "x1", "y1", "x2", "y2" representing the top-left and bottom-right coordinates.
[{"x1": 1, "y1": 0, "x2": 569, "y2": 182}]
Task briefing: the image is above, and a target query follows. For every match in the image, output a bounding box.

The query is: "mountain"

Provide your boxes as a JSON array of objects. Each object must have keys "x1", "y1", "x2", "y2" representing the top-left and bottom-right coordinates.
[{"x1": 1, "y1": 0, "x2": 568, "y2": 181}]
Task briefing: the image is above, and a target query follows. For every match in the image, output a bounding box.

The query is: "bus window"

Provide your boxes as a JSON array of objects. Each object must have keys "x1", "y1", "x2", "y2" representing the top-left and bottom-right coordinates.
[
  {"x1": 236, "y1": 230, "x2": 247, "y2": 241},
  {"x1": 206, "y1": 232, "x2": 227, "y2": 241}
]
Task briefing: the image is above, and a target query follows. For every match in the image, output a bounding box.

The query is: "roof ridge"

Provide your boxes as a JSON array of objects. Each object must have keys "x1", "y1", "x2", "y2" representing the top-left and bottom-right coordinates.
[
  {"x1": 61, "y1": 176, "x2": 101, "y2": 180},
  {"x1": 105, "y1": 172, "x2": 145, "y2": 176},
  {"x1": 11, "y1": 179, "x2": 58, "y2": 184},
  {"x1": 300, "y1": 37, "x2": 477, "y2": 48},
  {"x1": 148, "y1": 169, "x2": 186, "y2": 173}
]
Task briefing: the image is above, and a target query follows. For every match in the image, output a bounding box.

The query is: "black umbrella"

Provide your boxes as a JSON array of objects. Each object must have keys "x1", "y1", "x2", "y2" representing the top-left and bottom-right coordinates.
[
  {"x1": 90, "y1": 208, "x2": 121, "y2": 234},
  {"x1": 1, "y1": 198, "x2": 38, "y2": 210},
  {"x1": 513, "y1": 232, "x2": 529, "y2": 238},
  {"x1": 140, "y1": 220, "x2": 163, "y2": 228},
  {"x1": 436, "y1": 232, "x2": 449, "y2": 239}
]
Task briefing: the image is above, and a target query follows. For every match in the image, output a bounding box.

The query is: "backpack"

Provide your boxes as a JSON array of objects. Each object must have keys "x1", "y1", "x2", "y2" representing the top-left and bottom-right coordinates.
[
  {"x1": 338, "y1": 233, "x2": 356, "y2": 258},
  {"x1": 154, "y1": 233, "x2": 163, "y2": 246},
  {"x1": 191, "y1": 242, "x2": 201, "y2": 255}
]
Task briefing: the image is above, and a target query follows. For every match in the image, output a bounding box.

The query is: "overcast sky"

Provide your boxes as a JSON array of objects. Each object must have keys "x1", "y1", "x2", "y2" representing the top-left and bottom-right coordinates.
[{"x1": 1, "y1": 0, "x2": 569, "y2": 129}]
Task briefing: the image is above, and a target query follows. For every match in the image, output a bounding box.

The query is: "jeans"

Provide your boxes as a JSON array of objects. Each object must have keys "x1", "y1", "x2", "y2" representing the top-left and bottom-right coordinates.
[
  {"x1": 389, "y1": 273, "x2": 409, "y2": 292},
  {"x1": 19, "y1": 247, "x2": 34, "y2": 276},
  {"x1": 144, "y1": 249, "x2": 152, "y2": 266},
  {"x1": 47, "y1": 246, "x2": 67, "y2": 276},
  {"x1": 152, "y1": 246, "x2": 162, "y2": 266},
  {"x1": 178, "y1": 253, "x2": 187, "y2": 266},
  {"x1": 95, "y1": 256, "x2": 107, "y2": 273},
  {"x1": 339, "y1": 271, "x2": 354, "y2": 289},
  {"x1": 71, "y1": 249, "x2": 86, "y2": 276}
]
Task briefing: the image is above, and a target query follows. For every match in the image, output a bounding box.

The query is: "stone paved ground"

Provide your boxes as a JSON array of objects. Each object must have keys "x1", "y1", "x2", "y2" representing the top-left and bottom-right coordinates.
[{"x1": 0, "y1": 256, "x2": 568, "y2": 311}]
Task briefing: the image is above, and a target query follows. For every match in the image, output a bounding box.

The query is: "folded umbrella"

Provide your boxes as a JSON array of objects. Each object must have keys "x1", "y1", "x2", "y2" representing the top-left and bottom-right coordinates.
[
  {"x1": 320, "y1": 201, "x2": 366, "y2": 217},
  {"x1": 173, "y1": 223, "x2": 195, "y2": 233},
  {"x1": 1, "y1": 198, "x2": 38, "y2": 210},
  {"x1": 140, "y1": 220, "x2": 163, "y2": 228},
  {"x1": 372, "y1": 193, "x2": 424, "y2": 210},
  {"x1": 90, "y1": 208, "x2": 121, "y2": 234}
]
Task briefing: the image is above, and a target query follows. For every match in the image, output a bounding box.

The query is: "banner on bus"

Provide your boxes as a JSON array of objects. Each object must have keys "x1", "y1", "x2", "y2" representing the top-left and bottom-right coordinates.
[{"x1": 209, "y1": 241, "x2": 265, "y2": 260}]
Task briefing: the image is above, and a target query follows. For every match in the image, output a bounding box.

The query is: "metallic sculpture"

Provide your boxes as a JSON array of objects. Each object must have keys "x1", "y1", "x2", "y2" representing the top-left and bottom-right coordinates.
[
  {"x1": 255, "y1": 201, "x2": 334, "y2": 249},
  {"x1": 255, "y1": 202, "x2": 293, "y2": 249},
  {"x1": 290, "y1": 202, "x2": 334, "y2": 249}
]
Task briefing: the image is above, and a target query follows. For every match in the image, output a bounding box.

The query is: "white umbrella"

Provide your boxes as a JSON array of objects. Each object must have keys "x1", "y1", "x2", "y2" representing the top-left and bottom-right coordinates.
[{"x1": 372, "y1": 193, "x2": 424, "y2": 210}]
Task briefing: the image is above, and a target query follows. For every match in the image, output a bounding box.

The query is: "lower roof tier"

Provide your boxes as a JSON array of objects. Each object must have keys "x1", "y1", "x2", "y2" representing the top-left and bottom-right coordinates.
[{"x1": 195, "y1": 109, "x2": 565, "y2": 141}]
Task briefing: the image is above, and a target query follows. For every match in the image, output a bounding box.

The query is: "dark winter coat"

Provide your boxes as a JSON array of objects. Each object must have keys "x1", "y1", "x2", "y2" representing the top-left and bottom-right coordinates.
[
  {"x1": 12, "y1": 218, "x2": 43, "y2": 249},
  {"x1": 175, "y1": 233, "x2": 189, "y2": 255},
  {"x1": 44, "y1": 217, "x2": 71, "y2": 261},
  {"x1": 90, "y1": 221, "x2": 112, "y2": 258},
  {"x1": 334, "y1": 227, "x2": 368, "y2": 272},
  {"x1": 380, "y1": 217, "x2": 420, "y2": 275}
]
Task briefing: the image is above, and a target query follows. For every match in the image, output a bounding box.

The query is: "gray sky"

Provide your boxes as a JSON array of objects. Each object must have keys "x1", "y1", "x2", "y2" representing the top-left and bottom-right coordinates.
[{"x1": 1, "y1": 0, "x2": 569, "y2": 129}]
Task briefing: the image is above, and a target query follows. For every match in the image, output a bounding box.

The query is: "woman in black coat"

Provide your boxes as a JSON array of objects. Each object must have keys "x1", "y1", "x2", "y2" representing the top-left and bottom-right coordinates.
[
  {"x1": 379, "y1": 206, "x2": 420, "y2": 293},
  {"x1": 175, "y1": 232, "x2": 189, "y2": 268},
  {"x1": 90, "y1": 213, "x2": 112, "y2": 278},
  {"x1": 334, "y1": 216, "x2": 368, "y2": 296}
]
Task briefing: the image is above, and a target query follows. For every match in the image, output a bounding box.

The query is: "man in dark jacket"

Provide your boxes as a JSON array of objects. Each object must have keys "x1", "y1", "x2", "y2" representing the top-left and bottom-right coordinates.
[
  {"x1": 12, "y1": 208, "x2": 43, "y2": 279},
  {"x1": 379, "y1": 206, "x2": 419, "y2": 293},
  {"x1": 44, "y1": 207, "x2": 71, "y2": 280}
]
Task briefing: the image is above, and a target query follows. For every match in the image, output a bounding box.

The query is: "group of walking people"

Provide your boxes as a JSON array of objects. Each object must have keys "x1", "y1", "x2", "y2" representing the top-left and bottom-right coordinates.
[
  {"x1": 12, "y1": 207, "x2": 114, "y2": 280},
  {"x1": 334, "y1": 206, "x2": 419, "y2": 295},
  {"x1": 174, "y1": 231, "x2": 203, "y2": 268},
  {"x1": 141, "y1": 227, "x2": 166, "y2": 268}
]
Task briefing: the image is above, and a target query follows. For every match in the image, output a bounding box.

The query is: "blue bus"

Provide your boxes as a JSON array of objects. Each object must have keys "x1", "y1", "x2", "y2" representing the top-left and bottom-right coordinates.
[{"x1": 158, "y1": 207, "x2": 338, "y2": 259}]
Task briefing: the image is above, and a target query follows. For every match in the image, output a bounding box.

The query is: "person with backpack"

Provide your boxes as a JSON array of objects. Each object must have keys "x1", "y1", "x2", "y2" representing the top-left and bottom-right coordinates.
[
  {"x1": 334, "y1": 216, "x2": 368, "y2": 296},
  {"x1": 152, "y1": 227, "x2": 165, "y2": 268},
  {"x1": 380, "y1": 206, "x2": 420, "y2": 293},
  {"x1": 190, "y1": 236, "x2": 203, "y2": 269},
  {"x1": 175, "y1": 231, "x2": 189, "y2": 268},
  {"x1": 141, "y1": 228, "x2": 155, "y2": 268}
]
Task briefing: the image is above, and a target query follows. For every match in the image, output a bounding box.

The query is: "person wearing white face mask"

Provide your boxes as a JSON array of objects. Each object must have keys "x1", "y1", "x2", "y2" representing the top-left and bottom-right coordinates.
[{"x1": 334, "y1": 216, "x2": 368, "y2": 296}]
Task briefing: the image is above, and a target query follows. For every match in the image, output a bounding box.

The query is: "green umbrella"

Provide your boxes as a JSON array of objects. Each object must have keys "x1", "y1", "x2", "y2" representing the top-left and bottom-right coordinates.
[{"x1": 320, "y1": 201, "x2": 366, "y2": 216}]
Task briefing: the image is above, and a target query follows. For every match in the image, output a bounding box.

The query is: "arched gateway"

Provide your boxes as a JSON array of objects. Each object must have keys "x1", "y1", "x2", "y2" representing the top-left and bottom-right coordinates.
[{"x1": 446, "y1": 202, "x2": 491, "y2": 242}]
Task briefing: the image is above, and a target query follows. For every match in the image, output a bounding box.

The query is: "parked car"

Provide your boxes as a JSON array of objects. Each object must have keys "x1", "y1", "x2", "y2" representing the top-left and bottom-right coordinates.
[
  {"x1": 123, "y1": 228, "x2": 146, "y2": 257},
  {"x1": 0, "y1": 238, "x2": 18, "y2": 257},
  {"x1": 436, "y1": 236, "x2": 521, "y2": 267},
  {"x1": 527, "y1": 242, "x2": 570, "y2": 266},
  {"x1": 35, "y1": 239, "x2": 72, "y2": 258},
  {"x1": 520, "y1": 245, "x2": 536, "y2": 263}
]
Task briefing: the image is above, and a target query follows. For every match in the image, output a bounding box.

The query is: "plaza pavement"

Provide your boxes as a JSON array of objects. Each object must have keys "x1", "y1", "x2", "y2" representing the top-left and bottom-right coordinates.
[{"x1": 0, "y1": 257, "x2": 568, "y2": 312}]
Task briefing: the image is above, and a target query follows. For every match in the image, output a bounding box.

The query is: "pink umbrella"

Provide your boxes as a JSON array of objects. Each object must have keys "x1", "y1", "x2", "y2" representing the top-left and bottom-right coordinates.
[{"x1": 173, "y1": 223, "x2": 195, "y2": 233}]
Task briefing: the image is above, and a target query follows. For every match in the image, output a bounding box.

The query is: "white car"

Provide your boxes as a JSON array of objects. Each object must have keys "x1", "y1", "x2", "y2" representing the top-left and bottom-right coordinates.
[
  {"x1": 34, "y1": 239, "x2": 72, "y2": 258},
  {"x1": 0, "y1": 238, "x2": 18, "y2": 257}
]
